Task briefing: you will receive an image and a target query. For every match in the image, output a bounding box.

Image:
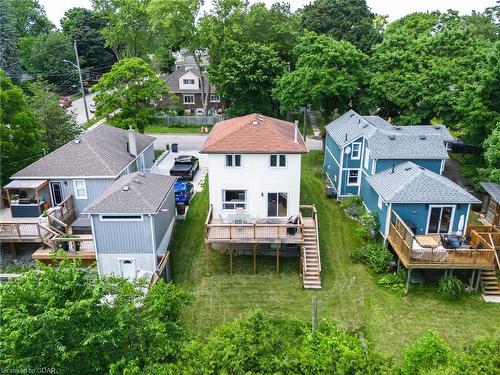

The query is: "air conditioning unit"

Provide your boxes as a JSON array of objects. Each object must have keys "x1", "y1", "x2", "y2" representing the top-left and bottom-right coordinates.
[{"x1": 326, "y1": 185, "x2": 336, "y2": 199}]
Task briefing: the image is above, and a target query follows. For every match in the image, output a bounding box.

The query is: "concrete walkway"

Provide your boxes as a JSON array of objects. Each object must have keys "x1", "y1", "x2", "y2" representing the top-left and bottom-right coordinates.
[{"x1": 308, "y1": 111, "x2": 321, "y2": 137}]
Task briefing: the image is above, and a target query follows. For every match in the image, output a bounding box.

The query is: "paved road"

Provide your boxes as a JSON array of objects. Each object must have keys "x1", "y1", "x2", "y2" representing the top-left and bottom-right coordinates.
[
  {"x1": 68, "y1": 93, "x2": 96, "y2": 125},
  {"x1": 151, "y1": 134, "x2": 322, "y2": 152}
]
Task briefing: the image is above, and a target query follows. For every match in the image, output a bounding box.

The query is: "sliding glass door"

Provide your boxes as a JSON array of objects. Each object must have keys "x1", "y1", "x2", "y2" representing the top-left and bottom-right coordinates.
[
  {"x1": 267, "y1": 193, "x2": 288, "y2": 217},
  {"x1": 427, "y1": 206, "x2": 454, "y2": 234}
]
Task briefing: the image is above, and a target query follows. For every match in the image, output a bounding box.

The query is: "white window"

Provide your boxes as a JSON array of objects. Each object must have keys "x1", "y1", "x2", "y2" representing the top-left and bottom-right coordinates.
[
  {"x1": 377, "y1": 195, "x2": 383, "y2": 209},
  {"x1": 100, "y1": 215, "x2": 144, "y2": 221},
  {"x1": 210, "y1": 94, "x2": 220, "y2": 102},
  {"x1": 73, "y1": 180, "x2": 87, "y2": 199},
  {"x1": 270, "y1": 154, "x2": 286, "y2": 167},
  {"x1": 225, "y1": 154, "x2": 242, "y2": 167},
  {"x1": 364, "y1": 148, "x2": 370, "y2": 169},
  {"x1": 347, "y1": 170, "x2": 359, "y2": 186},
  {"x1": 183, "y1": 95, "x2": 195, "y2": 104},
  {"x1": 222, "y1": 190, "x2": 247, "y2": 210},
  {"x1": 183, "y1": 79, "x2": 195, "y2": 85},
  {"x1": 351, "y1": 142, "x2": 361, "y2": 160}
]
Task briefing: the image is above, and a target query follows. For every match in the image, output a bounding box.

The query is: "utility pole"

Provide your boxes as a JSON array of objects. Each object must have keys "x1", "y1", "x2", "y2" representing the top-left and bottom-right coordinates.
[{"x1": 74, "y1": 42, "x2": 90, "y2": 123}]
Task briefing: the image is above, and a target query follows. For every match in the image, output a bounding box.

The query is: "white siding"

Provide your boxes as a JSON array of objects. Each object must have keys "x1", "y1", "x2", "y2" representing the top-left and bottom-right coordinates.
[
  {"x1": 178, "y1": 70, "x2": 199, "y2": 90},
  {"x1": 207, "y1": 153, "x2": 302, "y2": 220},
  {"x1": 97, "y1": 253, "x2": 156, "y2": 275}
]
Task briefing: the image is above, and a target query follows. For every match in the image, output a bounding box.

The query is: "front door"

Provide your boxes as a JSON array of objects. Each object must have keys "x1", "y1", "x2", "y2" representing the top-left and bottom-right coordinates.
[
  {"x1": 427, "y1": 206, "x2": 454, "y2": 234},
  {"x1": 267, "y1": 192, "x2": 288, "y2": 217},
  {"x1": 49, "y1": 182, "x2": 63, "y2": 205},
  {"x1": 119, "y1": 259, "x2": 136, "y2": 279}
]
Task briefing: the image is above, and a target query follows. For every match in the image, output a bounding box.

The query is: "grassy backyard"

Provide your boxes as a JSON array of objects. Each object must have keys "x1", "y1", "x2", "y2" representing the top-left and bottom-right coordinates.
[{"x1": 169, "y1": 151, "x2": 500, "y2": 358}]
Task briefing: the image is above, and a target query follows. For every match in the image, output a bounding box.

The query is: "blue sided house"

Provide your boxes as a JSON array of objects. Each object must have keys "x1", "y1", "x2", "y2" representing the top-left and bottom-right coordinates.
[{"x1": 324, "y1": 111, "x2": 497, "y2": 288}]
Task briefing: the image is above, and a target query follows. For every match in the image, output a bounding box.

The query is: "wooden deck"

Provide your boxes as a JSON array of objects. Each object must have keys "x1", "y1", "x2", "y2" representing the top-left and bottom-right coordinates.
[
  {"x1": 205, "y1": 205, "x2": 304, "y2": 244},
  {"x1": 387, "y1": 211, "x2": 497, "y2": 270}
]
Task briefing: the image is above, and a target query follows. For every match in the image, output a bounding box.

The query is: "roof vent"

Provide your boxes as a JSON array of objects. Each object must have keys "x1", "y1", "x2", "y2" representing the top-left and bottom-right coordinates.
[
  {"x1": 433, "y1": 126, "x2": 441, "y2": 130},
  {"x1": 139, "y1": 172, "x2": 145, "y2": 177},
  {"x1": 419, "y1": 135, "x2": 426, "y2": 140},
  {"x1": 405, "y1": 167, "x2": 412, "y2": 171},
  {"x1": 74, "y1": 139, "x2": 81, "y2": 144},
  {"x1": 134, "y1": 178, "x2": 141, "y2": 184},
  {"x1": 122, "y1": 186, "x2": 129, "y2": 191},
  {"x1": 251, "y1": 120, "x2": 259, "y2": 125},
  {"x1": 394, "y1": 126, "x2": 402, "y2": 130},
  {"x1": 388, "y1": 135, "x2": 396, "y2": 140}
]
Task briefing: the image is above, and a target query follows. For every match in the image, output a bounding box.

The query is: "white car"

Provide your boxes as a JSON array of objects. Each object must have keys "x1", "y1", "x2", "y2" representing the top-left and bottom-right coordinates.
[{"x1": 89, "y1": 102, "x2": 96, "y2": 113}]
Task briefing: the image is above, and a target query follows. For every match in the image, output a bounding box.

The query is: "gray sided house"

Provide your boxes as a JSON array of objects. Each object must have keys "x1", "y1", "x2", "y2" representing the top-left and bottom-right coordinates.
[
  {"x1": 83, "y1": 172, "x2": 177, "y2": 278},
  {"x1": 8, "y1": 125, "x2": 155, "y2": 227}
]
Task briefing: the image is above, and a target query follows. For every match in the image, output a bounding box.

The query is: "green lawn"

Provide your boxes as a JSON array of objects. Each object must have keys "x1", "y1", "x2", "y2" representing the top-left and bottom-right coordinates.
[
  {"x1": 145, "y1": 126, "x2": 208, "y2": 134},
  {"x1": 169, "y1": 151, "x2": 500, "y2": 358}
]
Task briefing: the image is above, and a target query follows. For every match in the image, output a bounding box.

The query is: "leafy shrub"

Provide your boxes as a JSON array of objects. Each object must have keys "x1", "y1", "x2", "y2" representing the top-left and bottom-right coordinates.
[
  {"x1": 438, "y1": 275, "x2": 465, "y2": 300},
  {"x1": 399, "y1": 331, "x2": 451, "y2": 375},
  {"x1": 357, "y1": 211, "x2": 379, "y2": 239},
  {"x1": 314, "y1": 166, "x2": 325, "y2": 178},
  {"x1": 339, "y1": 196, "x2": 361, "y2": 210},
  {"x1": 351, "y1": 242, "x2": 393, "y2": 273},
  {"x1": 377, "y1": 269, "x2": 406, "y2": 293}
]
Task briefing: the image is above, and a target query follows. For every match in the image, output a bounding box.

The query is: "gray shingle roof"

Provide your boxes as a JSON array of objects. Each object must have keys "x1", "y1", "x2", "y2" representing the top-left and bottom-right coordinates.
[
  {"x1": 365, "y1": 161, "x2": 480, "y2": 204},
  {"x1": 12, "y1": 126, "x2": 155, "y2": 178},
  {"x1": 324, "y1": 110, "x2": 453, "y2": 160},
  {"x1": 480, "y1": 182, "x2": 500, "y2": 203},
  {"x1": 83, "y1": 172, "x2": 176, "y2": 214}
]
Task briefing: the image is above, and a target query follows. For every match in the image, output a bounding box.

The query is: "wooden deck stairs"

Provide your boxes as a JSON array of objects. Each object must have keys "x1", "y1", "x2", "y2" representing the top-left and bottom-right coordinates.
[
  {"x1": 301, "y1": 208, "x2": 322, "y2": 289},
  {"x1": 481, "y1": 270, "x2": 500, "y2": 297}
]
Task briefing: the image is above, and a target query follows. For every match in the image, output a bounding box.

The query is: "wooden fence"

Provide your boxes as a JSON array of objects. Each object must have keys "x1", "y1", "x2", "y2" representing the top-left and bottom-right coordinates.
[{"x1": 159, "y1": 115, "x2": 223, "y2": 126}]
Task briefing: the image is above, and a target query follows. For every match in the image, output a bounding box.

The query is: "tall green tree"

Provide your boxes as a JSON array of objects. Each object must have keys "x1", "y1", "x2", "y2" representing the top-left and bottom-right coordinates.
[
  {"x1": 6, "y1": 0, "x2": 53, "y2": 38},
  {"x1": 0, "y1": 260, "x2": 192, "y2": 374},
  {"x1": 0, "y1": 70, "x2": 43, "y2": 184},
  {"x1": 93, "y1": 0, "x2": 156, "y2": 60},
  {"x1": 19, "y1": 32, "x2": 78, "y2": 88},
  {"x1": 0, "y1": 0, "x2": 22, "y2": 84},
  {"x1": 27, "y1": 81, "x2": 81, "y2": 152},
  {"x1": 274, "y1": 32, "x2": 368, "y2": 119},
  {"x1": 93, "y1": 57, "x2": 170, "y2": 133},
  {"x1": 208, "y1": 40, "x2": 284, "y2": 115},
  {"x1": 61, "y1": 7, "x2": 117, "y2": 73},
  {"x1": 300, "y1": 0, "x2": 382, "y2": 53}
]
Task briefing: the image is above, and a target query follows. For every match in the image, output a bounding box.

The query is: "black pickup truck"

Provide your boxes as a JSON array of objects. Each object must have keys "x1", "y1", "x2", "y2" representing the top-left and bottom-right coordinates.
[{"x1": 169, "y1": 155, "x2": 199, "y2": 180}]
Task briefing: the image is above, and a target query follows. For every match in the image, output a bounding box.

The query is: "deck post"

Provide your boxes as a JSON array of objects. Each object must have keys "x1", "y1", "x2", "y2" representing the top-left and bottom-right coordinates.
[
  {"x1": 229, "y1": 244, "x2": 233, "y2": 275},
  {"x1": 444, "y1": 269, "x2": 448, "y2": 277},
  {"x1": 396, "y1": 258, "x2": 400, "y2": 272},
  {"x1": 469, "y1": 270, "x2": 475, "y2": 290},
  {"x1": 276, "y1": 244, "x2": 280, "y2": 273},
  {"x1": 475, "y1": 270, "x2": 482, "y2": 291},
  {"x1": 405, "y1": 268, "x2": 412, "y2": 294},
  {"x1": 253, "y1": 244, "x2": 256, "y2": 274}
]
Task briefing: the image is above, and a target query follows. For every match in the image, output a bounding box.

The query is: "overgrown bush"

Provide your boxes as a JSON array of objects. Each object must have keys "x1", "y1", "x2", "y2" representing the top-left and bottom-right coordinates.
[
  {"x1": 377, "y1": 269, "x2": 406, "y2": 293},
  {"x1": 357, "y1": 211, "x2": 379, "y2": 239},
  {"x1": 351, "y1": 242, "x2": 393, "y2": 273},
  {"x1": 340, "y1": 196, "x2": 363, "y2": 219},
  {"x1": 437, "y1": 275, "x2": 465, "y2": 300}
]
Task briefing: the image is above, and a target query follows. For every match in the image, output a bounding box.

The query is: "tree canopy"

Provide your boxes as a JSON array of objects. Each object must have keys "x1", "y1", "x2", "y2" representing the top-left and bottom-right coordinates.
[
  {"x1": 274, "y1": 32, "x2": 368, "y2": 118},
  {"x1": 0, "y1": 71, "x2": 43, "y2": 184},
  {"x1": 93, "y1": 57, "x2": 170, "y2": 133},
  {"x1": 0, "y1": 0, "x2": 22, "y2": 83},
  {"x1": 6, "y1": 0, "x2": 54, "y2": 38}
]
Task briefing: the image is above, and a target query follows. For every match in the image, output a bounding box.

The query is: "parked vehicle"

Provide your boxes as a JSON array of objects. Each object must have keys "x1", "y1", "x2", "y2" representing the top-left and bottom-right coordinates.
[
  {"x1": 89, "y1": 102, "x2": 96, "y2": 113},
  {"x1": 169, "y1": 155, "x2": 199, "y2": 180},
  {"x1": 59, "y1": 97, "x2": 72, "y2": 108},
  {"x1": 174, "y1": 181, "x2": 194, "y2": 204}
]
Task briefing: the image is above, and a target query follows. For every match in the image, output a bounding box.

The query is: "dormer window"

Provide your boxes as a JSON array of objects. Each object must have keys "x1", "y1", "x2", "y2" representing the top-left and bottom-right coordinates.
[{"x1": 183, "y1": 78, "x2": 195, "y2": 85}]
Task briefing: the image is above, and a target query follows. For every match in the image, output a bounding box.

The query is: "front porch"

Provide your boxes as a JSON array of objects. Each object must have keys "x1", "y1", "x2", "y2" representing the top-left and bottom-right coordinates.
[{"x1": 387, "y1": 210, "x2": 498, "y2": 270}]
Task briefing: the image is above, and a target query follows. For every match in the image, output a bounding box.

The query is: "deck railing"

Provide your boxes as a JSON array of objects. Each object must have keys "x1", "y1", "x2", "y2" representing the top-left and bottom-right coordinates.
[
  {"x1": 51, "y1": 234, "x2": 94, "y2": 252},
  {"x1": 0, "y1": 222, "x2": 41, "y2": 240},
  {"x1": 47, "y1": 195, "x2": 76, "y2": 233},
  {"x1": 387, "y1": 210, "x2": 496, "y2": 268}
]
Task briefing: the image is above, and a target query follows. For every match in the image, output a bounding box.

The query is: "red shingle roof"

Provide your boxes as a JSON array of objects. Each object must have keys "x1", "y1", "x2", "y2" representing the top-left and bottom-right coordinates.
[{"x1": 200, "y1": 114, "x2": 308, "y2": 154}]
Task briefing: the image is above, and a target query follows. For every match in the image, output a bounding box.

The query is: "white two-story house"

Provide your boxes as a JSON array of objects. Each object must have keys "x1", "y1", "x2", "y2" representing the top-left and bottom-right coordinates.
[{"x1": 200, "y1": 114, "x2": 323, "y2": 289}]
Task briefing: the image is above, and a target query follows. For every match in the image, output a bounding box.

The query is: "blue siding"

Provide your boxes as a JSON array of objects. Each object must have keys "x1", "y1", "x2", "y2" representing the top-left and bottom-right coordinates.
[
  {"x1": 376, "y1": 159, "x2": 443, "y2": 174},
  {"x1": 342, "y1": 137, "x2": 363, "y2": 169},
  {"x1": 324, "y1": 134, "x2": 341, "y2": 191},
  {"x1": 360, "y1": 173, "x2": 387, "y2": 234},
  {"x1": 392, "y1": 203, "x2": 470, "y2": 235},
  {"x1": 153, "y1": 189, "x2": 175, "y2": 250},
  {"x1": 340, "y1": 169, "x2": 359, "y2": 195},
  {"x1": 361, "y1": 145, "x2": 374, "y2": 175}
]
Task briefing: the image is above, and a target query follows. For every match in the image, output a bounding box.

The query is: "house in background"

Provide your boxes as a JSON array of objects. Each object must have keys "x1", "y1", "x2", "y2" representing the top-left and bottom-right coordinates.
[
  {"x1": 83, "y1": 172, "x2": 177, "y2": 278},
  {"x1": 161, "y1": 63, "x2": 225, "y2": 116},
  {"x1": 201, "y1": 114, "x2": 322, "y2": 289},
  {"x1": 480, "y1": 182, "x2": 500, "y2": 228},
  {"x1": 324, "y1": 110, "x2": 498, "y2": 295}
]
